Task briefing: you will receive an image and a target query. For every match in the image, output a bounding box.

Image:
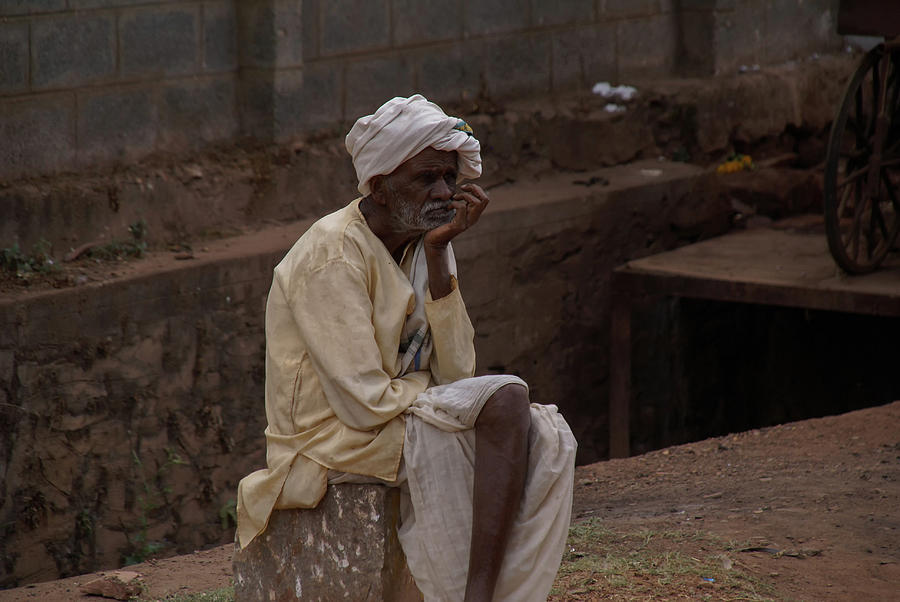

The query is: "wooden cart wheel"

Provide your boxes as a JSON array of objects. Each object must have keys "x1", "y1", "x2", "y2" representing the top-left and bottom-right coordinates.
[{"x1": 824, "y1": 44, "x2": 900, "y2": 274}]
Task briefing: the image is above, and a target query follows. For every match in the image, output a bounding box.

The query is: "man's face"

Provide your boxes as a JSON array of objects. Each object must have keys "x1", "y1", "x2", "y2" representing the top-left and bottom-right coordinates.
[{"x1": 379, "y1": 147, "x2": 458, "y2": 235}]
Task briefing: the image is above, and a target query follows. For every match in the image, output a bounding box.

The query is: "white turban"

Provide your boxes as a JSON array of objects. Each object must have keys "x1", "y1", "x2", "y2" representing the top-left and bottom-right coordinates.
[{"x1": 345, "y1": 94, "x2": 482, "y2": 196}]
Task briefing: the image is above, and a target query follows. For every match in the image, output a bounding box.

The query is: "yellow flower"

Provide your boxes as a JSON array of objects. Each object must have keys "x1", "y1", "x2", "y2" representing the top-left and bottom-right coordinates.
[{"x1": 717, "y1": 155, "x2": 753, "y2": 174}]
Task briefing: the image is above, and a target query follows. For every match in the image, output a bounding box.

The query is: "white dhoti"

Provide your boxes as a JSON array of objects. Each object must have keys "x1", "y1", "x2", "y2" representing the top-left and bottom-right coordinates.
[
  {"x1": 326, "y1": 374, "x2": 576, "y2": 601},
  {"x1": 400, "y1": 374, "x2": 576, "y2": 602}
]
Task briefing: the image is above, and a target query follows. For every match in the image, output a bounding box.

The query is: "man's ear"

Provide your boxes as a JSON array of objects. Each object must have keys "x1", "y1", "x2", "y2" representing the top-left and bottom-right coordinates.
[{"x1": 369, "y1": 175, "x2": 388, "y2": 206}]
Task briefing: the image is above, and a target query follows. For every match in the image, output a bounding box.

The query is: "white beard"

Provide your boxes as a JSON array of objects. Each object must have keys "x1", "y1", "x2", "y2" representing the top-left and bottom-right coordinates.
[{"x1": 387, "y1": 197, "x2": 455, "y2": 234}]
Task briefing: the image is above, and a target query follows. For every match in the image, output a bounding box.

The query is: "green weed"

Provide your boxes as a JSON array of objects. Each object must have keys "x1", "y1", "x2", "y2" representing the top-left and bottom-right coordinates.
[
  {"x1": 1, "y1": 239, "x2": 58, "y2": 276},
  {"x1": 122, "y1": 447, "x2": 189, "y2": 566},
  {"x1": 218, "y1": 499, "x2": 237, "y2": 530},
  {"x1": 87, "y1": 219, "x2": 148, "y2": 261}
]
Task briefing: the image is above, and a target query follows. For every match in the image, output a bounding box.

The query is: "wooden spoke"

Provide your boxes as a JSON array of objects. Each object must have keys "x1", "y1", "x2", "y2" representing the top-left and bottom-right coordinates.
[
  {"x1": 855, "y1": 86, "x2": 867, "y2": 147},
  {"x1": 849, "y1": 179, "x2": 865, "y2": 260},
  {"x1": 838, "y1": 164, "x2": 870, "y2": 189},
  {"x1": 871, "y1": 197, "x2": 889, "y2": 243},
  {"x1": 838, "y1": 174, "x2": 853, "y2": 221},
  {"x1": 882, "y1": 169, "x2": 900, "y2": 213},
  {"x1": 871, "y1": 54, "x2": 881, "y2": 134}
]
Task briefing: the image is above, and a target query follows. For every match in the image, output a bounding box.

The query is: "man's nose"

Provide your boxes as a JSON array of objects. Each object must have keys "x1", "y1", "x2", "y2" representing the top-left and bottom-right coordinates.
[{"x1": 432, "y1": 178, "x2": 453, "y2": 201}]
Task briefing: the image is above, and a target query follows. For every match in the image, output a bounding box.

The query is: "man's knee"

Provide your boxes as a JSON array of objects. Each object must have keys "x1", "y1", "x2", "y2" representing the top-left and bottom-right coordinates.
[{"x1": 478, "y1": 384, "x2": 531, "y2": 434}]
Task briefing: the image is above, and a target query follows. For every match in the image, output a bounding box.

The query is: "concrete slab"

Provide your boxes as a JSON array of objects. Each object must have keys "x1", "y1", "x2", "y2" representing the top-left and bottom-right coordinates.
[{"x1": 609, "y1": 221, "x2": 900, "y2": 457}]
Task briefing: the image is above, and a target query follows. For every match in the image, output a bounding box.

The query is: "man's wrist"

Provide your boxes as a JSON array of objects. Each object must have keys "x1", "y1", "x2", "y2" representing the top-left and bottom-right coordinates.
[{"x1": 424, "y1": 240, "x2": 449, "y2": 252}]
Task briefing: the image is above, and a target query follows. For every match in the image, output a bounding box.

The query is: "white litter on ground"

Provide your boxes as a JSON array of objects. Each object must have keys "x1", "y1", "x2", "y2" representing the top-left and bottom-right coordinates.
[
  {"x1": 604, "y1": 103, "x2": 626, "y2": 113},
  {"x1": 592, "y1": 82, "x2": 638, "y2": 101}
]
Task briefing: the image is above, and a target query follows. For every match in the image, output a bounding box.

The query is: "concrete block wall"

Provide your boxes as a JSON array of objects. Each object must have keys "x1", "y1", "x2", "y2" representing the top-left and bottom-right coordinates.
[
  {"x1": 678, "y1": 0, "x2": 843, "y2": 76},
  {"x1": 2, "y1": 0, "x2": 844, "y2": 181},
  {"x1": 0, "y1": 0, "x2": 239, "y2": 179},
  {"x1": 294, "y1": 0, "x2": 676, "y2": 129}
]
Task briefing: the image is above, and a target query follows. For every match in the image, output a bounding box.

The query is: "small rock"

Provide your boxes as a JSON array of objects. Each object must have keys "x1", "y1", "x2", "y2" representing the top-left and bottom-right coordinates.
[
  {"x1": 183, "y1": 164, "x2": 204, "y2": 180},
  {"x1": 79, "y1": 571, "x2": 142, "y2": 600}
]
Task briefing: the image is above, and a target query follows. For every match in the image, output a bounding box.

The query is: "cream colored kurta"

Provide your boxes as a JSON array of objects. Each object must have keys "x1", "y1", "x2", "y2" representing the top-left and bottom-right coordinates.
[{"x1": 236, "y1": 199, "x2": 475, "y2": 548}]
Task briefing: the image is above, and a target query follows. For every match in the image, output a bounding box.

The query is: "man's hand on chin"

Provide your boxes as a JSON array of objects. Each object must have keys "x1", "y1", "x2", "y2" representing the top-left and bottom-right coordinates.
[
  {"x1": 424, "y1": 183, "x2": 490, "y2": 249},
  {"x1": 423, "y1": 183, "x2": 490, "y2": 300}
]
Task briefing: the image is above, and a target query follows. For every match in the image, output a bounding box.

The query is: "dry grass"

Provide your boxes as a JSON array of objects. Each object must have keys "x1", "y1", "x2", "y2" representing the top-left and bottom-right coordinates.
[{"x1": 549, "y1": 519, "x2": 778, "y2": 601}]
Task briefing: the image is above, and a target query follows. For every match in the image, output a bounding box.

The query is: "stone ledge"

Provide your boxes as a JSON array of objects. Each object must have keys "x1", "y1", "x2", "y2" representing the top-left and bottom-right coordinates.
[{"x1": 232, "y1": 484, "x2": 422, "y2": 602}]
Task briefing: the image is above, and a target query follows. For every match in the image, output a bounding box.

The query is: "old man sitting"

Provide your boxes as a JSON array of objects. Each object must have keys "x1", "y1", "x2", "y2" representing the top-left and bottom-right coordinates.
[{"x1": 236, "y1": 95, "x2": 577, "y2": 601}]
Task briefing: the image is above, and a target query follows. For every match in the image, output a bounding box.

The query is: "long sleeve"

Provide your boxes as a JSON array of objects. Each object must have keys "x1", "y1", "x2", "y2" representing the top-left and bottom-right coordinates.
[
  {"x1": 286, "y1": 259, "x2": 429, "y2": 431},
  {"x1": 425, "y1": 276, "x2": 476, "y2": 385}
]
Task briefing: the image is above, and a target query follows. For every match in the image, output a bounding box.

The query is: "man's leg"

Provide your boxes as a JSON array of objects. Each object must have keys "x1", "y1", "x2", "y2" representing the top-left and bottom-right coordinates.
[{"x1": 464, "y1": 383, "x2": 532, "y2": 602}]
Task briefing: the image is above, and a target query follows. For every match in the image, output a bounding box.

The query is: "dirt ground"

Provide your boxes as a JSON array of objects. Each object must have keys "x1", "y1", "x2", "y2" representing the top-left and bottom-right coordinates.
[{"x1": 1, "y1": 400, "x2": 897, "y2": 601}]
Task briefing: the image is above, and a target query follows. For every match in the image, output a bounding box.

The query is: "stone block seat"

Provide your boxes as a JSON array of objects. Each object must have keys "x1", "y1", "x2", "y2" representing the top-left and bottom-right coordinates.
[{"x1": 232, "y1": 483, "x2": 423, "y2": 601}]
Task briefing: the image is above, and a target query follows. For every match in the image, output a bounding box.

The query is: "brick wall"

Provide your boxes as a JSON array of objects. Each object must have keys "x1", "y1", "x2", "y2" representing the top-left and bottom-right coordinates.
[{"x1": 0, "y1": 0, "x2": 843, "y2": 181}]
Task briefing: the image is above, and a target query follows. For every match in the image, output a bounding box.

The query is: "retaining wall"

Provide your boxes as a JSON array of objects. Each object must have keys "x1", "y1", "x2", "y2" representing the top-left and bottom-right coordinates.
[
  {"x1": 1, "y1": 0, "x2": 843, "y2": 181},
  {"x1": 0, "y1": 160, "x2": 725, "y2": 586}
]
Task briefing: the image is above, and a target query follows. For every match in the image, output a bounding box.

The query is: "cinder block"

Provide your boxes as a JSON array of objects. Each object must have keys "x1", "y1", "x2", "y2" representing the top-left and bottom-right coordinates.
[
  {"x1": 203, "y1": 0, "x2": 237, "y2": 71},
  {"x1": 762, "y1": 0, "x2": 840, "y2": 64},
  {"x1": 616, "y1": 15, "x2": 675, "y2": 78},
  {"x1": 679, "y1": 0, "x2": 718, "y2": 8},
  {"x1": 415, "y1": 44, "x2": 470, "y2": 106},
  {"x1": 240, "y1": 63, "x2": 342, "y2": 140},
  {"x1": 237, "y1": 68, "x2": 277, "y2": 138},
  {"x1": 77, "y1": 86, "x2": 158, "y2": 165},
  {"x1": 601, "y1": 0, "x2": 660, "y2": 19},
  {"x1": 710, "y1": 2, "x2": 764, "y2": 75},
  {"x1": 320, "y1": 0, "x2": 389, "y2": 56},
  {"x1": 0, "y1": 22, "x2": 29, "y2": 94},
  {"x1": 269, "y1": 69, "x2": 308, "y2": 139},
  {"x1": 392, "y1": 0, "x2": 462, "y2": 46},
  {"x1": 32, "y1": 14, "x2": 115, "y2": 89},
  {"x1": 120, "y1": 6, "x2": 199, "y2": 77},
  {"x1": 531, "y1": 0, "x2": 594, "y2": 27},
  {"x1": 552, "y1": 24, "x2": 615, "y2": 92},
  {"x1": 236, "y1": 0, "x2": 303, "y2": 69},
  {"x1": 676, "y1": 7, "x2": 716, "y2": 76},
  {"x1": 344, "y1": 54, "x2": 415, "y2": 120},
  {"x1": 280, "y1": 63, "x2": 342, "y2": 133},
  {"x1": 159, "y1": 76, "x2": 237, "y2": 149},
  {"x1": 675, "y1": 8, "x2": 713, "y2": 74},
  {"x1": 464, "y1": 0, "x2": 529, "y2": 36},
  {"x1": 232, "y1": 484, "x2": 422, "y2": 602},
  {"x1": 301, "y1": 0, "x2": 318, "y2": 60},
  {"x1": 242, "y1": 65, "x2": 341, "y2": 140},
  {"x1": 0, "y1": 0, "x2": 65, "y2": 16},
  {"x1": 69, "y1": 0, "x2": 179, "y2": 7},
  {"x1": 483, "y1": 34, "x2": 551, "y2": 99},
  {"x1": 0, "y1": 94, "x2": 76, "y2": 179}
]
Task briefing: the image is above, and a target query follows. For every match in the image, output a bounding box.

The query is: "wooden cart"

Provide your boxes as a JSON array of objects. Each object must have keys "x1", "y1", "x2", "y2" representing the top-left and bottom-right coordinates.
[{"x1": 823, "y1": 0, "x2": 900, "y2": 273}]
